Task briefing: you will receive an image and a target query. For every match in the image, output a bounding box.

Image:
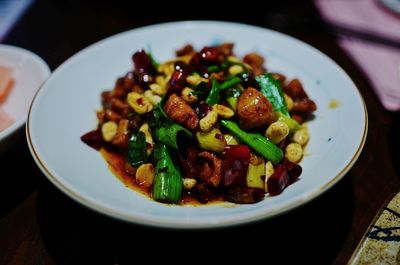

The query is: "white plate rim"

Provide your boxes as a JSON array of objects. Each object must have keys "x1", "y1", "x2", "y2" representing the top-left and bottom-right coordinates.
[{"x1": 26, "y1": 20, "x2": 368, "y2": 229}]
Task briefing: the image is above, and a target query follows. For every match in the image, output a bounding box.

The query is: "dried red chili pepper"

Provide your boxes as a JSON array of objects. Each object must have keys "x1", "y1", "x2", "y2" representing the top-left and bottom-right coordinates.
[
  {"x1": 223, "y1": 145, "x2": 251, "y2": 186},
  {"x1": 267, "y1": 160, "x2": 302, "y2": 196},
  {"x1": 167, "y1": 70, "x2": 187, "y2": 95},
  {"x1": 267, "y1": 164, "x2": 289, "y2": 196}
]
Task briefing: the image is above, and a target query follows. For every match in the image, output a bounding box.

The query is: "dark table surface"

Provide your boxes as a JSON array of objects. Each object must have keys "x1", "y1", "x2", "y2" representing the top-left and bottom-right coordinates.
[{"x1": 1, "y1": 1, "x2": 399, "y2": 264}]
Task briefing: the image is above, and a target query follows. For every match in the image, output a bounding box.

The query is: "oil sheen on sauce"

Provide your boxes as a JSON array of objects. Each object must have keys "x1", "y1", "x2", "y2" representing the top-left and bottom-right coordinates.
[{"x1": 100, "y1": 148, "x2": 226, "y2": 206}]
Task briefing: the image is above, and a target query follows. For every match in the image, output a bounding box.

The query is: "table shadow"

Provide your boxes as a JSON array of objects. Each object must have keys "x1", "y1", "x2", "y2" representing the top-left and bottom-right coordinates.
[
  {"x1": 389, "y1": 112, "x2": 400, "y2": 177},
  {"x1": 36, "y1": 175, "x2": 354, "y2": 265},
  {"x1": 0, "y1": 132, "x2": 40, "y2": 218}
]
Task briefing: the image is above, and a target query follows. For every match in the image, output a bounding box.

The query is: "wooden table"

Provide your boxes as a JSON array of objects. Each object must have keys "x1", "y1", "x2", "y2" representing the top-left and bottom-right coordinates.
[{"x1": 1, "y1": 1, "x2": 399, "y2": 264}]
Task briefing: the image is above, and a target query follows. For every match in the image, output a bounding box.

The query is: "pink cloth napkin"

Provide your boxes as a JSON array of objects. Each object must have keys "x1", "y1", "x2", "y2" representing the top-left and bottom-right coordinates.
[{"x1": 314, "y1": 0, "x2": 400, "y2": 112}]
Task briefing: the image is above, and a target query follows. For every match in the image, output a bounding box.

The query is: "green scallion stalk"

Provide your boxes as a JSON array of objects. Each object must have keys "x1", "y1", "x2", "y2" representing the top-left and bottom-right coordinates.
[
  {"x1": 205, "y1": 78, "x2": 220, "y2": 105},
  {"x1": 147, "y1": 46, "x2": 159, "y2": 70},
  {"x1": 223, "y1": 86, "x2": 242, "y2": 112},
  {"x1": 255, "y1": 73, "x2": 290, "y2": 117},
  {"x1": 156, "y1": 122, "x2": 192, "y2": 149},
  {"x1": 220, "y1": 120, "x2": 283, "y2": 165},
  {"x1": 207, "y1": 65, "x2": 220, "y2": 73},
  {"x1": 126, "y1": 131, "x2": 147, "y2": 166},
  {"x1": 152, "y1": 144, "x2": 183, "y2": 203},
  {"x1": 220, "y1": 76, "x2": 242, "y2": 90},
  {"x1": 275, "y1": 111, "x2": 302, "y2": 132}
]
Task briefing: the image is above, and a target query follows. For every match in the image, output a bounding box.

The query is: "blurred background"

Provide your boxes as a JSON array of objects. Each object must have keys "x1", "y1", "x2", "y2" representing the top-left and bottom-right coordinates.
[{"x1": 1, "y1": 0, "x2": 399, "y2": 264}]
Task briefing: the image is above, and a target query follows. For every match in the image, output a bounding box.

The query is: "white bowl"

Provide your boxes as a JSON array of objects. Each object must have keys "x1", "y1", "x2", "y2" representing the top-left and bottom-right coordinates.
[
  {"x1": 0, "y1": 44, "x2": 50, "y2": 153},
  {"x1": 27, "y1": 21, "x2": 367, "y2": 228}
]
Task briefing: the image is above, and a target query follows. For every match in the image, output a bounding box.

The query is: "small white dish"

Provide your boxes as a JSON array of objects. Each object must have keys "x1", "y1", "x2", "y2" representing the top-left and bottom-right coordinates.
[
  {"x1": 27, "y1": 21, "x2": 367, "y2": 228},
  {"x1": 0, "y1": 44, "x2": 50, "y2": 153}
]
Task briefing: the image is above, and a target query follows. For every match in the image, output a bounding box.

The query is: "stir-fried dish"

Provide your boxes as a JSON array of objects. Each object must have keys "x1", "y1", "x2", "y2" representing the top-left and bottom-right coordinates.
[{"x1": 81, "y1": 43, "x2": 317, "y2": 204}]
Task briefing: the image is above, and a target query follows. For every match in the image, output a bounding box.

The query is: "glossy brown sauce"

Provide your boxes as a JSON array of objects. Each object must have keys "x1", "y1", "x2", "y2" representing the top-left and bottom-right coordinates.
[
  {"x1": 100, "y1": 148, "x2": 150, "y2": 197},
  {"x1": 100, "y1": 148, "x2": 226, "y2": 206}
]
